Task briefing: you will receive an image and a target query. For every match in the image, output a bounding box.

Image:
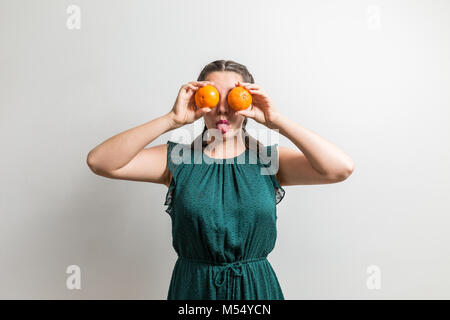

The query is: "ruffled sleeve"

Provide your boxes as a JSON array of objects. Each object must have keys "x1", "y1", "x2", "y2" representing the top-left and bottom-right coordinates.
[
  {"x1": 265, "y1": 144, "x2": 286, "y2": 205},
  {"x1": 164, "y1": 140, "x2": 183, "y2": 216}
]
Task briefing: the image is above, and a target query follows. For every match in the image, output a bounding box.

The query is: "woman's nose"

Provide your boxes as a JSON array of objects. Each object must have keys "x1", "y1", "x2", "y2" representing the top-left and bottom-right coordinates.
[
  {"x1": 217, "y1": 95, "x2": 232, "y2": 113},
  {"x1": 217, "y1": 102, "x2": 227, "y2": 112}
]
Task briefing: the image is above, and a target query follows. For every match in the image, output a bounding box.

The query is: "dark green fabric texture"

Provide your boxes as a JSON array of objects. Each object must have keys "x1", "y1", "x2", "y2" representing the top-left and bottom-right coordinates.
[{"x1": 164, "y1": 140, "x2": 285, "y2": 300}]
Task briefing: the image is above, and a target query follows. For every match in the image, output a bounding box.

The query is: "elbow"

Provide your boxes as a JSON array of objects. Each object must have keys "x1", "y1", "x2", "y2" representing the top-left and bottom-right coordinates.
[
  {"x1": 86, "y1": 152, "x2": 115, "y2": 177},
  {"x1": 329, "y1": 162, "x2": 355, "y2": 182},
  {"x1": 86, "y1": 152, "x2": 100, "y2": 174},
  {"x1": 340, "y1": 162, "x2": 355, "y2": 181}
]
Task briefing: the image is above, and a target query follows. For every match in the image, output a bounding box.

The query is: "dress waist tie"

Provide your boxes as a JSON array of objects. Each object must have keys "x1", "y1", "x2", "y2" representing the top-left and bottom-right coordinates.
[{"x1": 178, "y1": 256, "x2": 268, "y2": 299}]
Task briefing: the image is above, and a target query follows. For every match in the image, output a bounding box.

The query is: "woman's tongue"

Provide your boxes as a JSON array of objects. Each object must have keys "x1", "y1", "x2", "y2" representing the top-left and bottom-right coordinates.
[{"x1": 216, "y1": 122, "x2": 230, "y2": 133}]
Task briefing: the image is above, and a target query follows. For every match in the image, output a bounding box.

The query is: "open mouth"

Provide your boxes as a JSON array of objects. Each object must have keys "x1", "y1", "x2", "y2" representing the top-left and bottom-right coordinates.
[{"x1": 216, "y1": 120, "x2": 230, "y2": 133}]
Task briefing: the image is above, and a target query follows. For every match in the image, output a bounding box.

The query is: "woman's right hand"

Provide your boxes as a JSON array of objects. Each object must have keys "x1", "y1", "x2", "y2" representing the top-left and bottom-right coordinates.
[{"x1": 168, "y1": 81, "x2": 215, "y2": 128}]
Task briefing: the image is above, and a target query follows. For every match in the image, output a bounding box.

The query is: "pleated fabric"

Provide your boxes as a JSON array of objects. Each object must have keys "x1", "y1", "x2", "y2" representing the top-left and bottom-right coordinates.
[{"x1": 164, "y1": 140, "x2": 285, "y2": 300}]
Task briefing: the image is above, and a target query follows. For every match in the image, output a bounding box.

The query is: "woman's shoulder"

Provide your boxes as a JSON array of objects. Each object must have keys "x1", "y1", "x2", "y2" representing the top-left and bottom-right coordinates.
[
  {"x1": 166, "y1": 140, "x2": 192, "y2": 158},
  {"x1": 251, "y1": 143, "x2": 279, "y2": 175}
]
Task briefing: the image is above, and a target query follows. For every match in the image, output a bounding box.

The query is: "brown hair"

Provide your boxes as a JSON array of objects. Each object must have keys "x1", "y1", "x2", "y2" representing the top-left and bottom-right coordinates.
[{"x1": 190, "y1": 59, "x2": 265, "y2": 155}]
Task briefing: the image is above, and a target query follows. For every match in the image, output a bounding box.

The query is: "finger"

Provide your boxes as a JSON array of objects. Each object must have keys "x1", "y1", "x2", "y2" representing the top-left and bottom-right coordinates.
[
  {"x1": 203, "y1": 81, "x2": 216, "y2": 87},
  {"x1": 237, "y1": 111, "x2": 252, "y2": 118},
  {"x1": 238, "y1": 81, "x2": 258, "y2": 88},
  {"x1": 194, "y1": 81, "x2": 215, "y2": 87},
  {"x1": 183, "y1": 83, "x2": 195, "y2": 89},
  {"x1": 188, "y1": 82, "x2": 204, "y2": 87},
  {"x1": 246, "y1": 88, "x2": 264, "y2": 95},
  {"x1": 243, "y1": 84, "x2": 260, "y2": 91},
  {"x1": 183, "y1": 85, "x2": 196, "y2": 95},
  {"x1": 188, "y1": 81, "x2": 208, "y2": 87}
]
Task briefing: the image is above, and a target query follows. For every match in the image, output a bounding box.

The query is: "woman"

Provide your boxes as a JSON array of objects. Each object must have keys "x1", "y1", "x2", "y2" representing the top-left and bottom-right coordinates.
[{"x1": 86, "y1": 60, "x2": 355, "y2": 300}]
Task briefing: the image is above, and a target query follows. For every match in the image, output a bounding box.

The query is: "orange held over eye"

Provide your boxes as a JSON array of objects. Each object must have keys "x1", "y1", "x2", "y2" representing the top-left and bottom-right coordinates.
[
  {"x1": 195, "y1": 84, "x2": 220, "y2": 109},
  {"x1": 228, "y1": 86, "x2": 252, "y2": 111}
]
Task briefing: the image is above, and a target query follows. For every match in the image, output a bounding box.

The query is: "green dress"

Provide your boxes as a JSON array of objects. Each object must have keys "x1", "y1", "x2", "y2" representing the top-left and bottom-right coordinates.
[{"x1": 164, "y1": 140, "x2": 286, "y2": 300}]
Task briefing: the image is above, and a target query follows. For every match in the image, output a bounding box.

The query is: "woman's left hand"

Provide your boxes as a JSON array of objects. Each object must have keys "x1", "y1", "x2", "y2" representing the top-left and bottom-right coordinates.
[{"x1": 234, "y1": 81, "x2": 281, "y2": 130}]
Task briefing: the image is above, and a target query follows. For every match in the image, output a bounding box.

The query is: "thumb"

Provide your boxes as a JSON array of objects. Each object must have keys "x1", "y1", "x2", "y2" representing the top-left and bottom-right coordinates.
[
  {"x1": 196, "y1": 107, "x2": 211, "y2": 118},
  {"x1": 237, "y1": 110, "x2": 251, "y2": 118}
]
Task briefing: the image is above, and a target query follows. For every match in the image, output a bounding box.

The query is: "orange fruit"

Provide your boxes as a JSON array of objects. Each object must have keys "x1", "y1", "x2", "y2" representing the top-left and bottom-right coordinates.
[
  {"x1": 195, "y1": 84, "x2": 220, "y2": 109},
  {"x1": 227, "y1": 86, "x2": 252, "y2": 111}
]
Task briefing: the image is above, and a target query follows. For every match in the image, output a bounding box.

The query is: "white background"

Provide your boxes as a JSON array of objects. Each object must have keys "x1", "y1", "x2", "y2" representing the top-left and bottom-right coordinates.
[{"x1": 1, "y1": 0, "x2": 449, "y2": 299}]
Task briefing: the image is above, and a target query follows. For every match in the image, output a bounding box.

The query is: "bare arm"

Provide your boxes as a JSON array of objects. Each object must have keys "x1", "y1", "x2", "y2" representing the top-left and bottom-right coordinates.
[
  {"x1": 232, "y1": 81, "x2": 354, "y2": 186},
  {"x1": 272, "y1": 113, "x2": 355, "y2": 185},
  {"x1": 86, "y1": 113, "x2": 180, "y2": 186},
  {"x1": 86, "y1": 81, "x2": 214, "y2": 187}
]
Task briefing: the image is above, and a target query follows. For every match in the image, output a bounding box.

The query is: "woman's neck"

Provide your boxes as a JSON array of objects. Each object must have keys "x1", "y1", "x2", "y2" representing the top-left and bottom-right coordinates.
[{"x1": 205, "y1": 135, "x2": 246, "y2": 158}]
